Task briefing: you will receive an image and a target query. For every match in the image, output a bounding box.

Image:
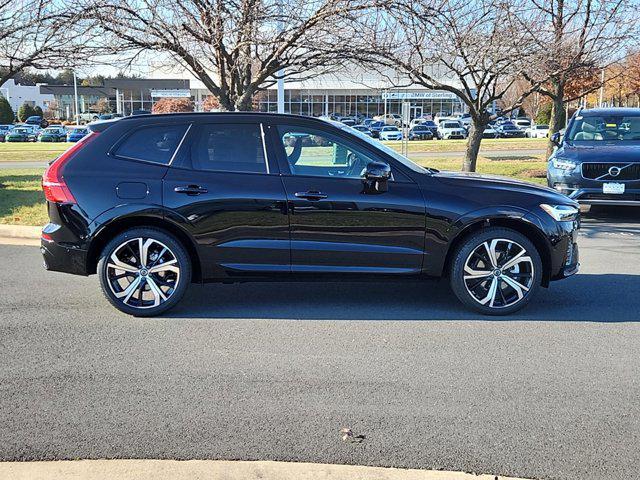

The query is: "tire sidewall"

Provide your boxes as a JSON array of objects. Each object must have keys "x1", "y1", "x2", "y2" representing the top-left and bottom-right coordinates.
[
  {"x1": 97, "y1": 227, "x2": 191, "y2": 317},
  {"x1": 450, "y1": 227, "x2": 543, "y2": 316}
]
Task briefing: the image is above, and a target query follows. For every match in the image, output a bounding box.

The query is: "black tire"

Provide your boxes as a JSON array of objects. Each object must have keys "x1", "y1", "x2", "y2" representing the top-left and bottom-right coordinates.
[
  {"x1": 449, "y1": 227, "x2": 543, "y2": 315},
  {"x1": 97, "y1": 227, "x2": 191, "y2": 317}
]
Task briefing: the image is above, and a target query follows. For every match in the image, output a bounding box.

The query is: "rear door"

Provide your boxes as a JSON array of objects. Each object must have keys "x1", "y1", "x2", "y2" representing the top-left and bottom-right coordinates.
[{"x1": 163, "y1": 120, "x2": 289, "y2": 279}]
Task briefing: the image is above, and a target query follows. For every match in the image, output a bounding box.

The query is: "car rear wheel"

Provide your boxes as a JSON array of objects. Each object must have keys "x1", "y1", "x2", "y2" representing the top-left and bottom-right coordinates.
[
  {"x1": 98, "y1": 227, "x2": 191, "y2": 317},
  {"x1": 449, "y1": 228, "x2": 542, "y2": 315}
]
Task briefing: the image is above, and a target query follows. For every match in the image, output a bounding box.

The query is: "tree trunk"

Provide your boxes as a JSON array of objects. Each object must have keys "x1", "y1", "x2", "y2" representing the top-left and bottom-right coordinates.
[
  {"x1": 462, "y1": 122, "x2": 486, "y2": 172},
  {"x1": 546, "y1": 80, "x2": 565, "y2": 158}
]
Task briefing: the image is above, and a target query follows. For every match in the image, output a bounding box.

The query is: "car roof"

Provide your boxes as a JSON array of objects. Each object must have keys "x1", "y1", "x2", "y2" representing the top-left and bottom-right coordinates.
[{"x1": 578, "y1": 107, "x2": 640, "y2": 116}]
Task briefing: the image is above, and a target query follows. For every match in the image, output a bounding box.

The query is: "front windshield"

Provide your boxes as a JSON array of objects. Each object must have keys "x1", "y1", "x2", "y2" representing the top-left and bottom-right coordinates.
[
  {"x1": 333, "y1": 122, "x2": 430, "y2": 174},
  {"x1": 566, "y1": 114, "x2": 640, "y2": 142}
]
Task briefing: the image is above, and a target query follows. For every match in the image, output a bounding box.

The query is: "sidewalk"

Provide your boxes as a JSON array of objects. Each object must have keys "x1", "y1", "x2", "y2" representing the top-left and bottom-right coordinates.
[{"x1": 0, "y1": 460, "x2": 531, "y2": 480}]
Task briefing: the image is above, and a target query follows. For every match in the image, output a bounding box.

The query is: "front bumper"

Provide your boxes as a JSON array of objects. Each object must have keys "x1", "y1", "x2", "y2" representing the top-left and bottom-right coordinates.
[{"x1": 548, "y1": 165, "x2": 640, "y2": 205}]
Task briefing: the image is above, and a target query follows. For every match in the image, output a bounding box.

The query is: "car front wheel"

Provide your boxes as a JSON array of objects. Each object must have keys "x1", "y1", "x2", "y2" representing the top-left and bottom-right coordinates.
[
  {"x1": 449, "y1": 227, "x2": 542, "y2": 315},
  {"x1": 97, "y1": 227, "x2": 191, "y2": 317}
]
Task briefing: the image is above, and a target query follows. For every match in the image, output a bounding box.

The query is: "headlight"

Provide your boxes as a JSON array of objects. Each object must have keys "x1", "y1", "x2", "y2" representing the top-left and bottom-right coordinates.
[
  {"x1": 540, "y1": 204, "x2": 579, "y2": 222},
  {"x1": 551, "y1": 157, "x2": 577, "y2": 171}
]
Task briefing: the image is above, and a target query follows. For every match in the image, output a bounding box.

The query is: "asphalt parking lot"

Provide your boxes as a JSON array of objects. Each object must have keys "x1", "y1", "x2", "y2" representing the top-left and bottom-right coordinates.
[{"x1": 1, "y1": 206, "x2": 639, "y2": 480}]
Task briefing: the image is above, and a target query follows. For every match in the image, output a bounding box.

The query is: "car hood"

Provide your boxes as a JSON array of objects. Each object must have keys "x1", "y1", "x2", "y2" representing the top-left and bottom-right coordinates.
[
  {"x1": 557, "y1": 143, "x2": 640, "y2": 163},
  {"x1": 432, "y1": 170, "x2": 573, "y2": 206}
]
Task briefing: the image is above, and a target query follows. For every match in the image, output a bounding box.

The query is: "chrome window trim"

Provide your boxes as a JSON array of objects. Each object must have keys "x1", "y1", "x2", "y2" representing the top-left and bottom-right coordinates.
[{"x1": 260, "y1": 122, "x2": 270, "y2": 175}]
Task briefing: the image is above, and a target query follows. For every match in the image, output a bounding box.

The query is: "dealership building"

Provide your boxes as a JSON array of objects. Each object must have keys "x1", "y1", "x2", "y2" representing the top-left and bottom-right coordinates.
[
  {"x1": 150, "y1": 63, "x2": 468, "y2": 118},
  {"x1": 253, "y1": 75, "x2": 467, "y2": 119}
]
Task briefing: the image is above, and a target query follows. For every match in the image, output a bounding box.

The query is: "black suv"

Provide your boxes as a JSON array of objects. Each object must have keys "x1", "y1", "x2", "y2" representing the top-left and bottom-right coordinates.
[
  {"x1": 41, "y1": 113, "x2": 580, "y2": 316},
  {"x1": 548, "y1": 108, "x2": 640, "y2": 205}
]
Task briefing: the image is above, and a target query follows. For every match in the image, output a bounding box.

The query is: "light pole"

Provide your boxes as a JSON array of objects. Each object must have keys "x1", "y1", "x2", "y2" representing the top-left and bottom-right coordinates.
[{"x1": 73, "y1": 71, "x2": 80, "y2": 125}]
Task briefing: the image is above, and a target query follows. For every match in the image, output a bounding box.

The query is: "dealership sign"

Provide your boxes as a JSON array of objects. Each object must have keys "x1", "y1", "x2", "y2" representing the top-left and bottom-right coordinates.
[
  {"x1": 150, "y1": 89, "x2": 191, "y2": 98},
  {"x1": 381, "y1": 91, "x2": 460, "y2": 100}
]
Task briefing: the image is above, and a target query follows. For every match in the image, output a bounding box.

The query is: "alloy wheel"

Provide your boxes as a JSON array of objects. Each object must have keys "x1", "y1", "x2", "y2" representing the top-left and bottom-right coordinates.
[
  {"x1": 106, "y1": 237, "x2": 180, "y2": 309},
  {"x1": 463, "y1": 239, "x2": 535, "y2": 309}
]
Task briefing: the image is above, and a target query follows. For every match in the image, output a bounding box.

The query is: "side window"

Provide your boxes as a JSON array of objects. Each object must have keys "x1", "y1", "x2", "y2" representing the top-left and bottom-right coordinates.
[
  {"x1": 191, "y1": 123, "x2": 267, "y2": 173},
  {"x1": 277, "y1": 125, "x2": 383, "y2": 179},
  {"x1": 115, "y1": 124, "x2": 188, "y2": 164}
]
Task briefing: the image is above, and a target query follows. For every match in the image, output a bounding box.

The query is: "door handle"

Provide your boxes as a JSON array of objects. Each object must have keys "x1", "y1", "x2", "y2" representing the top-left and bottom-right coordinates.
[
  {"x1": 174, "y1": 185, "x2": 208, "y2": 195},
  {"x1": 294, "y1": 191, "x2": 328, "y2": 200}
]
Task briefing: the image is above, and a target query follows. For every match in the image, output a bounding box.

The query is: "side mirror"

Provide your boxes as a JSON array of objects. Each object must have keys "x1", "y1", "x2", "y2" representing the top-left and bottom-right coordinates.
[
  {"x1": 550, "y1": 132, "x2": 562, "y2": 146},
  {"x1": 362, "y1": 161, "x2": 391, "y2": 193}
]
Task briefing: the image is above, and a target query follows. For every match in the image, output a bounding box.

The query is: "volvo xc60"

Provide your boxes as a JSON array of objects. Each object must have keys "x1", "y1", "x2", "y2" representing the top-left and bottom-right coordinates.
[{"x1": 41, "y1": 113, "x2": 580, "y2": 316}]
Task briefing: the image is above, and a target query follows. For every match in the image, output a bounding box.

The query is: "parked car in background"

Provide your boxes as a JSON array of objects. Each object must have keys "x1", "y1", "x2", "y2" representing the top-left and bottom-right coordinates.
[
  {"x1": 40, "y1": 112, "x2": 581, "y2": 317},
  {"x1": 351, "y1": 125, "x2": 373, "y2": 136},
  {"x1": 38, "y1": 126, "x2": 67, "y2": 142},
  {"x1": 379, "y1": 125, "x2": 403, "y2": 140},
  {"x1": 514, "y1": 118, "x2": 532, "y2": 131},
  {"x1": 340, "y1": 117, "x2": 356, "y2": 127},
  {"x1": 6, "y1": 126, "x2": 37, "y2": 142},
  {"x1": 408, "y1": 125, "x2": 434, "y2": 140},
  {"x1": 525, "y1": 124, "x2": 550, "y2": 138},
  {"x1": 368, "y1": 121, "x2": 386, "y2": 138},
  {"x1": 433, "y1": 112, "x2": 448, "y2": 124},
  {"x1": 438, "y1": 121, "x2": 467, "y2": 139},
  {"x1": 483, "y1": 124, "x2": 499, "y2": 138},
  {"x1": 453, "y1": 112, "x2": 472, "y2": 129},
  {"x1": 25, "y1": 115, "x2": 48, "y2": 128},
  {"x1": 66, "y1": 127, "x2": 90, "y2": 142},
  {"x1": 409, "y1": 118, "x2": 426, "y2": 129},
  {"x1": 131, "y1": 109, "x2": 151, "y2": 116},
  {"x1": 361, "y1": 118, "x2": 374, "y2": 128},
  {"x1": 0, "y1": 124, "x2": 12, "y2": 142},
  {"x1": 99, "y1": 114, "x2": 114, "y2": 120},
  {"x1": 374, "y1": 113, "x2": 402, "y2": 126},
  {"x1": 420, "y1": 120, "x2": 440, "y2": 139},
  {"x1": 496, "y1": 122, "x2": 525, "y2": 138},
  {"x1": 77, "y1": 111, "x2": 101, "y2": 124},
  {"x1": 547, "y1": 107, "x2": 640, "y2": 206}
]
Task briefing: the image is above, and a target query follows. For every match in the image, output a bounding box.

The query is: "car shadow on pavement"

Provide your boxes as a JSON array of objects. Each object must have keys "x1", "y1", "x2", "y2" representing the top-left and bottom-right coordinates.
[{"x1": 170, "y1": 272, "x2": 639, "y2": 322}]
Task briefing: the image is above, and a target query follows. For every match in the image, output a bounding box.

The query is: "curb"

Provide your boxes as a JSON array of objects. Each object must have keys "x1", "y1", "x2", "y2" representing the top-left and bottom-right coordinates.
[
  {"x1": 0, "y1": 460, "x2": 532, "y2": 480},
  {"x1": 0, "y1": 224, "x2": 41, "y2": 245},
  {"x1": 0, "y1": 224, "x2": 41, "y2": 239}
]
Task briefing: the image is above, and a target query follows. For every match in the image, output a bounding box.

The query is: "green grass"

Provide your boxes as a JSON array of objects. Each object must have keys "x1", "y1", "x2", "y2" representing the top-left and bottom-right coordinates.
[
  {"x1": 0, "y1": 142, "x2": 69, "y2": 162},
  {"x1": 0, "y1": 168, "x2": 48, "y2": 226},
  {"x1": 410, "y1": 155, "x2": 548, "y2": 185},
  {"x1": 383, "y1": 137, "x2": 547, "y2": 153}
]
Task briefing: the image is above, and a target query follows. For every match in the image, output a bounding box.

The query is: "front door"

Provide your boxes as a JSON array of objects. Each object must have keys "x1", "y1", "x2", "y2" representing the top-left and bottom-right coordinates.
[
  {"x1": 163, "y1": 121, "x2": 289, "y2": 279},
  {"x1": 270, "y1": 123, "x2": 426, "y2": 274}
]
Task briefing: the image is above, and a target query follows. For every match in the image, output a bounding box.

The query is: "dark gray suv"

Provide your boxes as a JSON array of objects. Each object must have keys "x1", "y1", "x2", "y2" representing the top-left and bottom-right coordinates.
[{"x1": 547, "y1": 108, "x2": 640, "y2": 205}]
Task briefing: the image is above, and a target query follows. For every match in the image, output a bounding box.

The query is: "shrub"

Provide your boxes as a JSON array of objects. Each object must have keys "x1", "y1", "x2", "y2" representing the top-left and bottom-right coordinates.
[
  {"x1": 33, "y1": 105, "x2": 44, "y2": 118},
  {"x1": 152, "y1": 98, "x2": 194, "y2": 114},
  {"x1": 17, "y1": 103, "x2": 37, "y2": 122},
  {"x1": 0, "y1": 96, "x2": 14, "y2": 123}
]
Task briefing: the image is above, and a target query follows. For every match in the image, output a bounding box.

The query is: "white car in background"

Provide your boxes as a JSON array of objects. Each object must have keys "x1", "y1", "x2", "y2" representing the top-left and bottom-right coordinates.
[
  {"x1": 379, "y1": 125, "x2": 403, "y2": 140},
  {"x1": 453, "y1": 112, "x2": 472, "y2": 129},
  {"x1": 514, "y1": 118, "x2": 532, "y2": 131},
  {"x1": 437, "y1": 121, "x2": 467, "y2": 139},
  {"x1": 525, "y1": 124, "x2": 550, "y2": 138},
  {"x1": 374, "y1": 113, "x2": 402, "y2": 126}
]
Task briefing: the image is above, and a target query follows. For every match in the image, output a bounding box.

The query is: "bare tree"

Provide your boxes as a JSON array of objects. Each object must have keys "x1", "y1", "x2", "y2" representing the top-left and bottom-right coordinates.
[
  {"x1": 88, "y1": 0, "x2": 373, "y2": 111},
  {"x1": 362, "y1": 0, "x2": 553, "y2": 172},
  {"x1": 522, "y1": 0, "x2": 639, "y2": 156},
  {"x1": 0, "y1": 0, "x2": 95, "y2": 87}
]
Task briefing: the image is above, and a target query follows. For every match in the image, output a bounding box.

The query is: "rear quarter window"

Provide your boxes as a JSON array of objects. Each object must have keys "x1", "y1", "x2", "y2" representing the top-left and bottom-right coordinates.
[{"x1": 114, "y1": 124, "x2": 189, "y2": 164}]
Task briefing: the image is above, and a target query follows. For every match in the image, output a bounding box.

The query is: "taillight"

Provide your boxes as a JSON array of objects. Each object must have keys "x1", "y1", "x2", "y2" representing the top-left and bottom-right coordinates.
[{"x1": 42, "y1": 131, "x2": 99, "y2": 204}]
